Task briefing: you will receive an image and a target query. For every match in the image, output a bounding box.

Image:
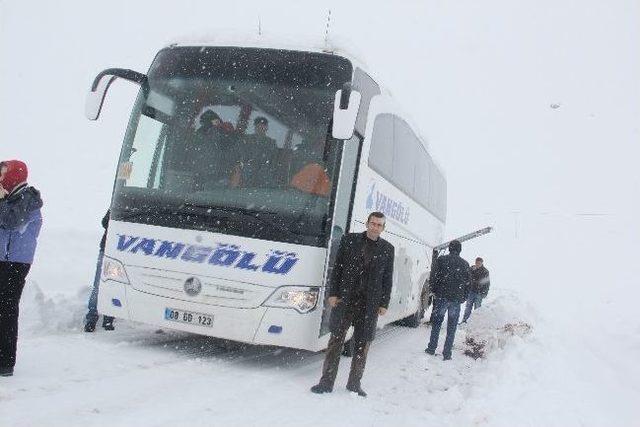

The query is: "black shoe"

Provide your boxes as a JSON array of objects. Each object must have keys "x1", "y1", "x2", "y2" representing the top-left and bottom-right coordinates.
[
  {"x1": 443, "y1": 355, "x2": 452, "y2": 361},
  {"x1": 102, "y1": 317, "x2": 115, "y2": 331},
  {"x1": 341, "y1": 340, "x2": 353, "y2": 358},
  {"x1": 0, "y1": 367, "x2": 14, "y2": 377},
  {"x1": 310, "y1": 383, "x2": 333, "y2": 394},
  {"x1": 84, "y1": 321, "x2": 97, "y2": 333},
  {"x1": 346, "y1": 385, "x2": 367, "y2": 397},
  {"x1": 425, "y1": 348, "x2": 436, "y2": 355}
]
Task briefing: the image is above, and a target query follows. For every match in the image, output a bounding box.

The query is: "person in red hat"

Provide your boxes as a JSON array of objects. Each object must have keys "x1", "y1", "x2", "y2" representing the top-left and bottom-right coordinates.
[{"x1": 0, "y1": 160, "x2": 43, "y2": 377}]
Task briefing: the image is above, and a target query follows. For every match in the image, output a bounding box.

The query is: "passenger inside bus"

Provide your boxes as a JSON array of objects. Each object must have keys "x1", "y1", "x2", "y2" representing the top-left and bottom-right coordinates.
[
  {"x1": 236, "y1": 116, "x2": 279, "y2": 188},
  {"x1": 197, "y1": 110, "x2": 241, "y2": 189},
  {"x1": 163, "y1": 96, "x2": 335, "y2": 201},
  {"x1": 289, "y1": 137, "x2": 331, "y2": 196},
  {"x1": 290, "y1": 163, "x2": 331, "y2": 196}
]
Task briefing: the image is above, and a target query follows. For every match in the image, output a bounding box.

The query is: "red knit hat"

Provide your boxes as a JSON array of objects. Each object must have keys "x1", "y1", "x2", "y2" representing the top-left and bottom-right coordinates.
[{"x1": 0, "y1": 160, "x2": 28, "y2": 193}]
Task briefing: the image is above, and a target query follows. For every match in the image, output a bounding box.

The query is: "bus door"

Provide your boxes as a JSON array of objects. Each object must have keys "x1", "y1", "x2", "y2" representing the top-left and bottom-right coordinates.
[{"x1": 319, "y1": 132, "x2": 363, "y2": 336}]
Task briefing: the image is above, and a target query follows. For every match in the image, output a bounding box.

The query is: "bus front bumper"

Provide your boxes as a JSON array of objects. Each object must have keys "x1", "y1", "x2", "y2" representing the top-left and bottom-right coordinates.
[{"x1": 97, "y1": 281, "x2": 326, "y2": 351}]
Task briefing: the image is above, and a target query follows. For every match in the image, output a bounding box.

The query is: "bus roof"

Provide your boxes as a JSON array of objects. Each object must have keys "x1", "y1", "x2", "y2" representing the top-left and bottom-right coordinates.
[{"x1": 167, "y1": 33, "x2": 370, "y2": 71}]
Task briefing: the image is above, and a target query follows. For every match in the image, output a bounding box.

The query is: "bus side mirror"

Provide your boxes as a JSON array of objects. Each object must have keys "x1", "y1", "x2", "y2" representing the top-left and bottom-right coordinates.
[
  {"x1": 85, "y1": 68, "x2": 147, "y2": 120},
  {"x1": 332, "y1": 84, "x2": 361, "y2": 140}
]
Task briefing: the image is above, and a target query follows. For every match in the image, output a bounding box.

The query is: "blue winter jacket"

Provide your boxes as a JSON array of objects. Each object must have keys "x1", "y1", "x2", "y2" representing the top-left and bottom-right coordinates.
[{"x1": 0, "y1": 185, "x2": 43, "y2": 264}]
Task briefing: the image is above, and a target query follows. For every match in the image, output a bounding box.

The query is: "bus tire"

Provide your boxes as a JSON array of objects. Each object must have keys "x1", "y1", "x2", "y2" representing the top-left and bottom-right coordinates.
[
  {"x1": 404, "y1": 308, "x2": 422, "y2": 328},
  {"x1": 403, "y1": 283, "x2": 430, "y2": 328}
]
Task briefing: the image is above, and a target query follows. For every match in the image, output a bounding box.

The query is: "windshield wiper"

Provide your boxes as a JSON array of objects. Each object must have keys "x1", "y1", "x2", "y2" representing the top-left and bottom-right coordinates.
[
  {"x1": 179, "y1": 203, "x2": 301, "y2": 238},
  {"x1": 116, "y1": 206, "x2": 180, "y2": 220},
  {"x1": 116, "y1": 203, "x2": 306, "y2": 241},
  {"x1": 116, "y1": 206, "x2": 224, "y2": 224}
]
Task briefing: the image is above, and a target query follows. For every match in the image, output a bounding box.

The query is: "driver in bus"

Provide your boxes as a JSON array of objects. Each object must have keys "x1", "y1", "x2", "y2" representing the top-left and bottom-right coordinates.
[
  {"x1": 191, "y1": 109, "x2": 240, "y2": 189},
  {"x1": 235, "y1": 116, "x2": 279, "y2": 188}
]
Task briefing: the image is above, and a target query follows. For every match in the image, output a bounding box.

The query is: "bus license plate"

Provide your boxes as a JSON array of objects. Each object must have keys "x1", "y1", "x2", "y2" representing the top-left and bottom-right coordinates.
[{"x1": 164, "y1": 308, "x2": 213, "y2": 327}]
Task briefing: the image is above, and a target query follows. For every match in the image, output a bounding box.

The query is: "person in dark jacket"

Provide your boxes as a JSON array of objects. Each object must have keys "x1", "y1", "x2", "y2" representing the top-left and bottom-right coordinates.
[
  {"x1": 425, "y1": 240, "x2": 470, "y2": 360},
  {"x1": 238, "y1": 116, "x2": 279, "y2": 188},
  {"x1": 461, "y1": 257, "x2": 491, "y2": 323},
  {"x1": 189, "y1": 110, "x2": 240, "y2": 189},
  {"x1": 84, "y1": 210, "x2": 115, "y2": 332},
  {"x1": 311, "y1": 212, "x2": 395, "y2": 397},
  {"x1": 0, "y1": 160, "x2": 43, "y2": 377}
]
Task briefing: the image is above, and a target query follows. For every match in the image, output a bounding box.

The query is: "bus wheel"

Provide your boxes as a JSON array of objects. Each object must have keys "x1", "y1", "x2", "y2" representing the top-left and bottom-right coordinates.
[
  {"x1": 403, "y1": 307, "x2": 422, "y2": 328},
  {"x1": 403, "y1": 284, "x2": 429, "y2": 328}
]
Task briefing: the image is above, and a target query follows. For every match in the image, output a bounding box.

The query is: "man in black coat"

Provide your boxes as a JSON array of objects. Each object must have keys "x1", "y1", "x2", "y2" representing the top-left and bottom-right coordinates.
[
  {"x1": 461, "y1": 257, "x2": 491, "y2": 323},
  {"x1": 311, "y1": 212, "x2": 394, "y2": 397},
  {"x1": 425, "y1": 240, "x2": 470, "y2": 360}
]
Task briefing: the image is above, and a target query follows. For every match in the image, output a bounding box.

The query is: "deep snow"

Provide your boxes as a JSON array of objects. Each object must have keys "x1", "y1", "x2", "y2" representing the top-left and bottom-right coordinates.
[
  {"x1": 3, "y1": 277, "x2": 637, "y2": 426},
  {"x1": 0, "y1": 286, "x2": 540, "y2": 427}
]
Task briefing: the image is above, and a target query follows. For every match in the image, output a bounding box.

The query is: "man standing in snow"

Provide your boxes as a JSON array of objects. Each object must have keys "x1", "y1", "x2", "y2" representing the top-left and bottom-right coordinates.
[
  {"x1": 0, "y1": 160, "x2": 43, "y2": 377},
  {"x1": 310, "y1": 212, "x2": 394, "y2": 398},
  {"x1": 461, "y1": 257, "x2": 490, "y2": 323},
  {"x1": 425, "y1": 240, "x2": 470, "y2": 360}
]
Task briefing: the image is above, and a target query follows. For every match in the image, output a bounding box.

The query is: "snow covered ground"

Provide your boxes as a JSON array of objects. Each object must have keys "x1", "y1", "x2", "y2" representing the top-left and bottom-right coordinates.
[
  {"x1": 0, "y1": 287, "x2": 559, "y2": 426},
  {"x1": 4, "y1": 279, "x2": 638, "y2": 426},
  {"x1": 1, "y1": 217, "x2": 637, "y2": 427},
  {"x1": 1, "y1": 0, "x2": 639, "y2": 425}
]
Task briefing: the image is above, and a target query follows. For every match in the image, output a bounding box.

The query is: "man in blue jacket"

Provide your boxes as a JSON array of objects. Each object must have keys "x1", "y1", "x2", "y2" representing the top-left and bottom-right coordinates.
[
  {"x1": 0, "y1": 160, "x2": 43, "y2": 377},
  {"x1": 425, "y1": 240, "x2": 470, "y2": 361}
]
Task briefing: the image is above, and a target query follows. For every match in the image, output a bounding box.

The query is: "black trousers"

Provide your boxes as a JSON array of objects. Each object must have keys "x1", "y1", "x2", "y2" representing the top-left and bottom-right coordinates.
[
  {"x1": 0, "y1": 262, "x2": 31, "y2": 369},
  {"x1": 319, "y1": 296, "x2": 371, "y2": 389}
]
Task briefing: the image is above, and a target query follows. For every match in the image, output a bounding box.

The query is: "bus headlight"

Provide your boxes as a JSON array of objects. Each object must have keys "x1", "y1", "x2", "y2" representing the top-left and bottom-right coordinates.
[
  {"x1": 101, "y1": 257, "x2": 130, "y2": 284},
  {"x1": 263, "y1": 286, "x2": 320, "y2": 314}
]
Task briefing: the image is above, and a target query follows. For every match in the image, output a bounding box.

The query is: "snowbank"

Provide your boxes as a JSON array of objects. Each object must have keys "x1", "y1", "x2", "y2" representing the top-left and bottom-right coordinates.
[
  {"x1": 461, "y1": 292, "x2": 536, "y2": 359},
  {"x1": 19, "y1": 281, "x2": 89, "y2": 337}
]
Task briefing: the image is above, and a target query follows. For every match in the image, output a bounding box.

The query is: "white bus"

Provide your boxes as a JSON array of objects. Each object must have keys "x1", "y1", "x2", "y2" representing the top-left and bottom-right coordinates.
[{"x1": 86, "y1": 41, "x2": 446, "y2": 351}]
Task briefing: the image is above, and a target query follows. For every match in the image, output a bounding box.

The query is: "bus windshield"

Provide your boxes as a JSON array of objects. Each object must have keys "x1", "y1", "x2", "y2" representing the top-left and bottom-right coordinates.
[{"x1": 110, "y1": 46, "x2": 353, "y2": 247}]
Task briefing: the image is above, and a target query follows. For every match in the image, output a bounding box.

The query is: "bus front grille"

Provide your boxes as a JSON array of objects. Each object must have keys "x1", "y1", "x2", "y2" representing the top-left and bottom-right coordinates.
[{"x1": 126, "y1": 266, "x2": 274, "y2": 309}]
